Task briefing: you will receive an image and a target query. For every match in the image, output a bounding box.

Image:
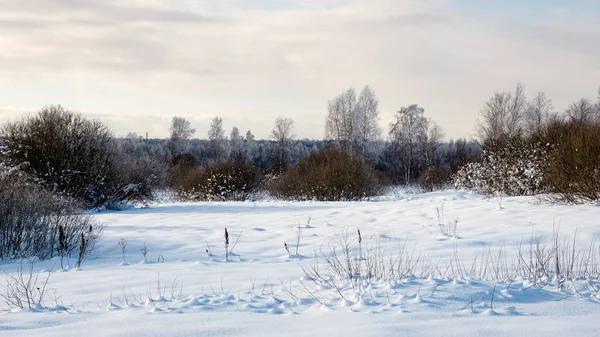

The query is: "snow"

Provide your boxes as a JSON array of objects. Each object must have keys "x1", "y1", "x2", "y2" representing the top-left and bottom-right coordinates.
[{"x1": 1, "y1": 190, "x2": 600, "y2": 336}]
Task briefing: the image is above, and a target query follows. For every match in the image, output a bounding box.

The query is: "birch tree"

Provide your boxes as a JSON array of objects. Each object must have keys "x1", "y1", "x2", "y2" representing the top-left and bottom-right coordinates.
[
  {"x1": 355, "y1": 85, "x2": 382, "y2": 155},
  {"x1": 169, "y1": 116, "x2": 196, "y2": 156},
  {"x1": 230, "y1": 126, "x2": 244, "y2": 159},
  {"x1": 565, "y1": 98, "x2": 597, "y2": 125},
  {"x1": 476, "y1": 83, "x2": 527, "y2": 144},
  {"x1": 524, "y1": 91, "x2": 553, "y2": 135},
  {"x1": 420, "y1": 118, "x2": 444, "y2": 169},
  {"x1": 389, "y1": 104, "x2": 427, "y2": 184},
  {"x1": 325, "y1": 88, "x2": 356, "y2": 150},
  {"x1": 325, "y1": 86, "x2": 381, "y2": 153},
  {"x1": 208, "y1": 117, "x2": 228, "y2": 162},
  {"x1": 241, "y1": 129, "x2": 258, "y2": 163},
  {"x1": 271, "y1": 117, "x2": 294, "y2": 173}
]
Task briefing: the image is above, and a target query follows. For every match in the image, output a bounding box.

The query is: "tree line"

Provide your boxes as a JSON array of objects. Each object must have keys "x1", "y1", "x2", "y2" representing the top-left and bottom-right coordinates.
[{"x1": 1, "y1": 82, "x2": 599, "y2": 208}]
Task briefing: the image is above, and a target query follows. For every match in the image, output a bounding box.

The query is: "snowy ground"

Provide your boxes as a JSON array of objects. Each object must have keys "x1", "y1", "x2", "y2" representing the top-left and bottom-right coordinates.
[{"x1": 2, "y1": 191, "x2": 600, "y2": 336}]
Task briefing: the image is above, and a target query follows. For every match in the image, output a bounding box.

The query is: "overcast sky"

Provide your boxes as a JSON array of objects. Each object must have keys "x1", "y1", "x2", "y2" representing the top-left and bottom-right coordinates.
[{"x1": 0, "y1": 0, "x2": 599, "y2": 140}]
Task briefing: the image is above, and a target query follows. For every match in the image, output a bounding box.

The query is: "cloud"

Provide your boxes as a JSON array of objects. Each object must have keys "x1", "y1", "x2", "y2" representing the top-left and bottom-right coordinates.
[{"x1": 0, "y1": 0, "x2": 598, "y2": 139}]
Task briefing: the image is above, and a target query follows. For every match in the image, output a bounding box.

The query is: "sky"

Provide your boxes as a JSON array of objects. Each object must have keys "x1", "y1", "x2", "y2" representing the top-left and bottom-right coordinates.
[{"x1": 0, "y1": 0, "x2": 599, "y2": 140}]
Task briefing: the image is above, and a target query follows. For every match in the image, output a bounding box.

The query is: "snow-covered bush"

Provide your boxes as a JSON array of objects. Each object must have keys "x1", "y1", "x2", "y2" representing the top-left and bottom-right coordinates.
[
  {"x1": 269, "y1": 147, "x2": 382, "y2": 201},
  {"x1": 175, "y1": 159, "x2": 263, "y2": 201},
  {"x1": 0, "y1": 105, "x2": 124, "y2": 208},
  {"x1": 453, "y1": 140, "x2": 549, "y2": 196}
]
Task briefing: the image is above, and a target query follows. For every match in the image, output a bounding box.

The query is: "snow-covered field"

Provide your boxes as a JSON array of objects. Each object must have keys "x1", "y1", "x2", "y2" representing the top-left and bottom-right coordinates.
[{"x1": 2, "y1": 191, "x2": 600, "y2": 336}]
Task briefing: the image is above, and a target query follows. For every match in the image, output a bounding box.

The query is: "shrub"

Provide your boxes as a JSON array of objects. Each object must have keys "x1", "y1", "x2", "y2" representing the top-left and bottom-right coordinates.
[
  {"x1": 1, "y1": 261, "x2": 56, "y2": 309},
  {"x1": 174, "y1": 159, "x2": 262, "y2": 201},
  {"x1": 0, "y1": 173, "x2": 102, "y2": 261},
  {"x1": 419, "y1": 167, "x2": 451, "y2": 192},
  {"x1": 539, "y1": 121, "x2": 600, "y2": 202},
  {"x1": 269, "y1": 147, "x2": 381, "y2": 201},
  {"x1": 121, "y1": 156, "x2": 168, "y2": 203},
  {"x1": 453, "y1": 139, "x2": 548, "y2": 196},
  {"x1": 0, "y1": 105, "x2": 124, "y2": 208}
]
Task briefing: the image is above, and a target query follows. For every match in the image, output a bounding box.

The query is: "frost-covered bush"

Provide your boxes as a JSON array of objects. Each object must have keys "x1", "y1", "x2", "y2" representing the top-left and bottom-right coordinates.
[
  {"x1": 453, "y1": 140, "x2": 548, "y2": 196},
  {"x1": 175, "y1": 159, "x2": 262, "y2": 201},
  {"x1": 269, "y1": 147, "x2": 382, "y2": 201},
  {"x1": 0, "y1": 173, "x2": 102, "y2": 261},
  {"x1": 0, "y1": 106, "x2": 124, "y2": 208}
]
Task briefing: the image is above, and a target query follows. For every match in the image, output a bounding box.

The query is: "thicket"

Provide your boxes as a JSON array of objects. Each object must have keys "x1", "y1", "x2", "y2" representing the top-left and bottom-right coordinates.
[
  {"x1": 454, "y1": 120, "x2": 600, "y2": 202},
  {"x1": 0, "y1": 106, "x2": 170, "y2": 207},
  {"x1": 419, "y1": 167, "x2": 452, "y2": 192},
  {"x1": 121, "y1": 155, "x2": 168, "y2": 203},
  {"x1": 537, "y1": 121, "x2": 600, "y2": 202},
  {"x1": 269, "y1": 147, "x2": 381, "y2": 201},
  {"x1": 0, "y1": 173, "x2": 102, "y2": 262},
  {"x1": 0, "y1": 106, "x2": 124, "y2": 208}
]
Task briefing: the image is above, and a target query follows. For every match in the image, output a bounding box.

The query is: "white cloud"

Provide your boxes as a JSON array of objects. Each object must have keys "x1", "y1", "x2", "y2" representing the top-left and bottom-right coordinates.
[{"x1": 0, "y1": 0, "x2": 598, "y2": 139}]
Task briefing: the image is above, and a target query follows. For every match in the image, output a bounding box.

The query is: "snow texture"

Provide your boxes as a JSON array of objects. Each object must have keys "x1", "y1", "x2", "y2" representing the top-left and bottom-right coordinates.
[{"x1": 1, "y1": 190, "x2": 599, "y2": 336}]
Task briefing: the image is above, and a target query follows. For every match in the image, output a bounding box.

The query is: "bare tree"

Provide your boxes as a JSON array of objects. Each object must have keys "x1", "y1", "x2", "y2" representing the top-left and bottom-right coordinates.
[
  {"x1": 546, "y1": 111, "x2": 564, "y2": 125},
  {"x1": 524, "y1": 91, "x2": 553, "y2": 135},
  {"x1": 508, "y1": 83, "x2": 527, "y2": 136},
  {"x1": 208, "y1": 117, "x2": 225, "y2": 140},
  {"x1": 355, "y1": 86, "x2": 382, "y2": 155},
  {"x1": 390, "y1": 104, "x2": 427, "y2": 184},
  {"x1": 208, "y1": 117, "x2": 228, "y2": 162},
  {"x1": 325, "y1": 95, "x2": 344, "y2": 141},
  {"x1": 341, "y1": 88, "x2": 357, "y2": 150},
  {"x1": 230, "y1": 126, "x2": 241, "y2": 140},
  {"x1": 325, "y1": 88, "x2": 357, "y2": 151},
  {"x1": 476, "y1": 83, "x2": 527, "y2": 143},
  {"x1": 271, "y1": 117, "x2": 294, "y2": 173},
  {"x1": 170, "y1": 116, "x2": 196, "y2": 140},
  {"x1": 565, "y1": 98, "x2": 596, "y2": 125},
  {"x1": 229, "y1": 126, "x2": 244, "y2": 159},
  {"x1": 245, "y1": 130, "x2": 255, "y2": 141},
  {"x1": 169, "y1": 116, "x2": 196, "y2": 156},
  {"x1": 476, "y1": 91, "x2": 510, "y2": 142},
  {"x1": 243, "y1": 129, "x2": 258, "y2": 163},
  {"x1": 420, "y1": 119, "x2": 444, "y2": 169},
  {"x1": 325, "y1": 86, "x2": 382, "y2": 154}
]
